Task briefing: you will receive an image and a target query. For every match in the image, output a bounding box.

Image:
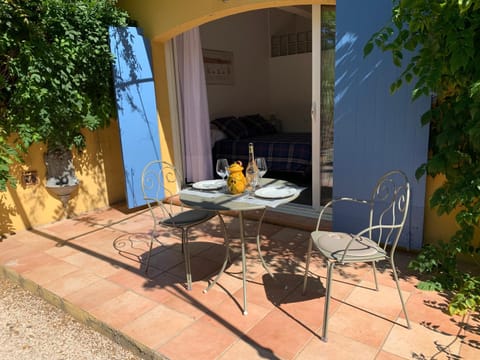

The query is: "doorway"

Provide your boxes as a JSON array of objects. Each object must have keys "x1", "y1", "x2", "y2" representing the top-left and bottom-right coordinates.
[{"x1": 169, "y1": 4, "x2": 336, "y2": 214}]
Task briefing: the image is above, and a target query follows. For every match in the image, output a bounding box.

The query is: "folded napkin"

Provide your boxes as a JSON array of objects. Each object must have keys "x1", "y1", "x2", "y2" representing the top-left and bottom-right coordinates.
[
  {"x1": 180, "y1": 188, "x2": 225, "y2": 199},
  {"x1": 232, "y1": 187, "x2": 305, "y2": 208}
]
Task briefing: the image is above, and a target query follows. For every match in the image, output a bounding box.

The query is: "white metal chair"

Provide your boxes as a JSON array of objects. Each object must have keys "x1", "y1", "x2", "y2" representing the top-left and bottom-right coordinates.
[
  {"x1": 141, "y1": 160, "x2": 217, "y2": 290},
  {"x1": 302, "y1": 170, "x2": 411, "y2": 341}
]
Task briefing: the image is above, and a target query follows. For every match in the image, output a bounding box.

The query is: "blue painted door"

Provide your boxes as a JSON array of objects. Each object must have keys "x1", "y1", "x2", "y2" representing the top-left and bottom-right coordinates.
[
  {"x1": 108, "y1": 27, "x2": 162, "y2": 208},
  {"x1": 332, "y1": 1, "x2": 430, "y2": 250}
]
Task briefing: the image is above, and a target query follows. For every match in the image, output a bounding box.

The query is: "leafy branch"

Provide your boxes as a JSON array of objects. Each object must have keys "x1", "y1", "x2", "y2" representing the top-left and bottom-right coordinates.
[{"x1": 0, "y1": 0, "x2": 129, "y2": 190}]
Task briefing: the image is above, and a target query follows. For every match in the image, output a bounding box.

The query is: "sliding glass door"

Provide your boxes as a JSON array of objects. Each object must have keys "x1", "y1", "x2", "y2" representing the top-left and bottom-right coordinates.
[{"x1": 311, "y1": 5, "x2": 335, "y2": 210}]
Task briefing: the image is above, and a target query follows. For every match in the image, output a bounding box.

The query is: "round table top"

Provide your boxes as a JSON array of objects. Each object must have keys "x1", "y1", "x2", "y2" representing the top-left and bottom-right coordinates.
[{"x1": 179, "y1": 178, "x2": 301, "y2": 212}]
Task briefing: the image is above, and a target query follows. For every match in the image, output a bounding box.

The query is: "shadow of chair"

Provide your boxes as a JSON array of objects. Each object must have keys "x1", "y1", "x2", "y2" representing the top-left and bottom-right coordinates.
[
  {"x1": 302, "y1": 170, "x2": 411, "y2": 341},
  {"x1": 141, "y1": 160, "x2": 224, "y2": 290}
]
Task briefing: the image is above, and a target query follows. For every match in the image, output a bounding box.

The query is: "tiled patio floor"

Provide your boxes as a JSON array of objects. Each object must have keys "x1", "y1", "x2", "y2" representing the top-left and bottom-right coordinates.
[{"x1": 1, "y1": 205, "x2": 478, "y2": 360}]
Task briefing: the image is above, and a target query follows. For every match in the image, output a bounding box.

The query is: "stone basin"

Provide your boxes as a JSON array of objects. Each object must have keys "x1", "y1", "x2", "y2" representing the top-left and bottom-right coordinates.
[
  {"x1": 46, "y1": 183, "x2": 79, "y2": 218},
  {"x1": 46, "y1": 184, "x2": 79, "y2": 197}
]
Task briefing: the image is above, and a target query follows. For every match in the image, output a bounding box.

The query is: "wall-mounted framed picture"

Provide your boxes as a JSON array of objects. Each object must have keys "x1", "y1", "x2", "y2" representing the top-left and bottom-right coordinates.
[{"x1": 202, "y1": 49, "x2": 234, "y2": 85}]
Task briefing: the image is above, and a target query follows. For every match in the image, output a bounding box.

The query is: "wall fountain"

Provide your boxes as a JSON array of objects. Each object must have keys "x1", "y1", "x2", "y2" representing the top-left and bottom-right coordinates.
[{"x1": 44, "y1": 148, "x2": 79, "y2": 218}]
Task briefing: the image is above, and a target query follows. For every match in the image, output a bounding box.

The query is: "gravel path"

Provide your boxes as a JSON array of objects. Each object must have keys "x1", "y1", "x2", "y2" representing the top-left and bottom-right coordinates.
[{"x1": 0, "y1": 277, "x2": 143, "y2": 360}]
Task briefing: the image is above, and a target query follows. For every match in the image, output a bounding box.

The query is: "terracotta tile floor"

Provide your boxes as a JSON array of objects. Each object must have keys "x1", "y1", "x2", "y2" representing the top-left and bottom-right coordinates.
[{"x1": 1, "y1": 205, "x2": 478, "y2": 360}]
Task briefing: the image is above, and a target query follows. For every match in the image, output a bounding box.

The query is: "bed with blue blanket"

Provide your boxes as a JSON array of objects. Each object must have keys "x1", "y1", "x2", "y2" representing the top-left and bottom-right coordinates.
[{"x1": 211, "y1": 115, "x2": 312, "y2": 176}]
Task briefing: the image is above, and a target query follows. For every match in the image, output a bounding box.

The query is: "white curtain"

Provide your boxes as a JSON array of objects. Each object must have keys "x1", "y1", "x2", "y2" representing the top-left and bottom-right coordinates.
[{"x1": 173, "y1": 27, "x2": 212, "y2": 182}]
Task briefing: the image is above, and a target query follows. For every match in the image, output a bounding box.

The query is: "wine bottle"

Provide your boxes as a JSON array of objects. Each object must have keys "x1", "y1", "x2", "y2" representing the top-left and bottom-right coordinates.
[{"x1": 245, "y1": 142, "x2": 259, "y2": 193}]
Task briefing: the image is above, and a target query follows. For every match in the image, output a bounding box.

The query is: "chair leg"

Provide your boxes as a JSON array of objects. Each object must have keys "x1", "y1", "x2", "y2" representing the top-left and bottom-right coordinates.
[
  {"x1": 182, "y1": 229, "x2": 193, "y2": 291},
  {"x1": 302, "y1": 236, "x2": 314, "y2": 295},
  {"x1": 144, "y1": 235, "x2": 155, "y2": 274},
  {"x1": 372, "y1": 261, "x2": 379, "y2": 291},
  {"x1": 322, "y1": 260, "x2": 335, "y2": 342},
  {"x1": 390, "y1": 257, "x2": 411, "y2": 329},
  {"x1": 217, "y1": 212, "x2": 230, "y2": 262}
]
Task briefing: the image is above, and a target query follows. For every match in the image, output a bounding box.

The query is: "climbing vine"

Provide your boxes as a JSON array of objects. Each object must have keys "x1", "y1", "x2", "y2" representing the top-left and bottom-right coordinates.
[{"x1": 0, "y1": 0, "x2": 129, "y2": 190}]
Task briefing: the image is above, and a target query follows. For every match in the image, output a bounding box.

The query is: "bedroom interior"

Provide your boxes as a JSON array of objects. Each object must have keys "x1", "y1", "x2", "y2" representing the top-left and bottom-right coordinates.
[{"x1": 199, "y1": 6, "x2": 335, "y2": 206}]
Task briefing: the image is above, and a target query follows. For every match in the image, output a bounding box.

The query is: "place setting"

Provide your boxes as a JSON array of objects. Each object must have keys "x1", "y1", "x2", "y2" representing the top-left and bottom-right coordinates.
[
  {"x1": 191, "y1": 179, "x2": 226, "y2": 191},
  {"x1": 234, "y1": 183, "x2": 304, "y2": 208},
  {"x1": 181, "y1": 158, "x2": 230, "y2": 197},
  {"x1": 229, "y1": 156, "x2": 304, "y2": 206},
  {"x1": 254, "y1": 185, "x2": 299, "y2": 199},
  {"x1": 183, "y1": 156, "x2": 303, "y2": 205}
]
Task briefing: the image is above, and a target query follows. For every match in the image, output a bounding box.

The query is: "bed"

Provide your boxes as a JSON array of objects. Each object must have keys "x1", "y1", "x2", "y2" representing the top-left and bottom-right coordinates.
[{"x1": 211, "y1": 115, "x2": 312, "y2": 176}]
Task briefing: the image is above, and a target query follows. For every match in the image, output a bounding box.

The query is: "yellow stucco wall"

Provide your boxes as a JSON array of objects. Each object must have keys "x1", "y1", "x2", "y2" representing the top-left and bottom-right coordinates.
[
  {"x1": 118, "y1": 1, "x2": 335, "y2": 42},
  {"x1": 151, "y1": 42, "x2": 175, "y2": 166},
  {"x1": 1, "y1": 122, "x2": 125, "y2": 235},
  {"x1": 423, "y1": 175, "x2": 480, "y2": 249},
  {"x1": 423, "y1": 175, "x2": 459, "y2": 244}
]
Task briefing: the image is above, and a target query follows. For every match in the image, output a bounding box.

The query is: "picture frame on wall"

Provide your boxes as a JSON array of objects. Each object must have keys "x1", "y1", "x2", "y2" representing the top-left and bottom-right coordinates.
[{"x1": 202, "y1": 49, "x2": 234, "y2": 85}]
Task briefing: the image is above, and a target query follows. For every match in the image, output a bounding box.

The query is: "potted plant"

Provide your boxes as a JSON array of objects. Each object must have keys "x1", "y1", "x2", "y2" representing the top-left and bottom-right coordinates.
[{"x1": 0, "y1": 0, "x2": 129, "y2": 202}]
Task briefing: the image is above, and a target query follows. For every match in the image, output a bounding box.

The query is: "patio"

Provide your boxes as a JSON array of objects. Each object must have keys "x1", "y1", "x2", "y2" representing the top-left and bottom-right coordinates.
[{"x1": 0, "y1": 204, "x2": 478, "y2": 360}]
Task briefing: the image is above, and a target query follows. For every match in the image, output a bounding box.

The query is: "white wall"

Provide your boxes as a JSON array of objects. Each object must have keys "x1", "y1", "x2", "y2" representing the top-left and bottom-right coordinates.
[
  {"x1": 200, "y1": 10, "x2": 271, "y2": 119},
  {"x1": 269, "y1": 8, "x2": 311, "y2": 36},
  {"x1": 268, "y1": 54, "x2": 312, "y2": 132},
  {"x1": 200, "y1": 8, "x2": 311, "y2": 132}
]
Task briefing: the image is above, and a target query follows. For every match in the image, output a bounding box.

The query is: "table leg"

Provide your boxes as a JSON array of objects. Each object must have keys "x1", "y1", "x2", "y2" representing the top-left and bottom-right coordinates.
[
  {"x1": 255, "y1": 208, "x2": 288, "y2": 290},
  {"x1": 255, "y1": 208, "x2": 275, "y2": 279},
  {"x1": 204, "y1": 209, "x2": 271, "y2": 315},
  {"x1": 204, "y1": 212, "x2": 230, "y2": 293},
  {"x1": 202, "y1": 210, "x2": 248, "y2": 315},
  {"x1": 239, "y1": 210, "x2": 248, "y2": 315}
]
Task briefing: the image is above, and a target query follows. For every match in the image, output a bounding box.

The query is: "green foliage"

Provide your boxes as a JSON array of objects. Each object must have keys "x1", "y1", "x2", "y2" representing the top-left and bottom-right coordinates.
[
  {"x1": 0, "y1": 0, "x2": 128, "y2": 188},
  {"x1": 366, "y1": 0, "x2": 480, "y2": 316},
  {"x1": 449, "y1": 274, "x2": 480, "y2": 315},
  {"x1": 0, "y1": 128, "x2": 20, "y2": 191}
]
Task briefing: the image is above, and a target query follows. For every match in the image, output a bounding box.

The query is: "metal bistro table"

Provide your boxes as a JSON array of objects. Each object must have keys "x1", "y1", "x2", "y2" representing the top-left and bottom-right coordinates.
[{"x1": 179, "y1": 178, "x2": 301, "y2": 315}]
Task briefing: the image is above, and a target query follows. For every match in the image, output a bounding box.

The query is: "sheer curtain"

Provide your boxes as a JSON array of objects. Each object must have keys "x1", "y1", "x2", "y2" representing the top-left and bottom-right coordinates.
[{"x1": 173, "y1": 27, "x2": 212, "y2": 182}]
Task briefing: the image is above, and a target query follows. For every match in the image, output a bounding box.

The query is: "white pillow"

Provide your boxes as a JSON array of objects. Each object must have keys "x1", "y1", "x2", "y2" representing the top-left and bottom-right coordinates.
[{"x1": 210, "y1": 124, "x2": 227, "y2": 147}]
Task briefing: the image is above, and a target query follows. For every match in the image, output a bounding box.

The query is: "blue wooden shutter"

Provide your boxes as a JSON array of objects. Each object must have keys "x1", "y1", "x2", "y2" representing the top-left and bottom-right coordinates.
[
  {"x1": 108, "y1": 27, "x2": 162, "y2": 208},
  {"x1": 332, "y1": 1, "x2": 430, "y2": 250}
]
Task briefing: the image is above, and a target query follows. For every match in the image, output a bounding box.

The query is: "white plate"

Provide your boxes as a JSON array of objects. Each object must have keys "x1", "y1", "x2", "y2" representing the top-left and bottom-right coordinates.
[
  {"x1": 254, "y1": 186, "x2": 297, "y2": 199},
  {"x1": 192, "y1": 179, "x2": 225, "y2": 191}
]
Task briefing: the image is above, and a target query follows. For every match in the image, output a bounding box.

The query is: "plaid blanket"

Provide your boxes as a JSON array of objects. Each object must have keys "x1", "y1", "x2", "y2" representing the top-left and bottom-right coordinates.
[{"x1": 212, "y1": 133, "x2": 312, "y2": 175}]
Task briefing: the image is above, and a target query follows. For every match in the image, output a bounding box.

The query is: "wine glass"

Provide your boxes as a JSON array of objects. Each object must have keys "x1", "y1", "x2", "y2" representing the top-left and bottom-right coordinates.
[
  {"x1": 256, "y1": 157, "x2": 267, "y2": 186},
  {"x1": 215, "y1": 158, "x2": 229, "y2": 183},
  {"x1": 246, "y1": 169, "x2": 259, "y2": 198}
]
